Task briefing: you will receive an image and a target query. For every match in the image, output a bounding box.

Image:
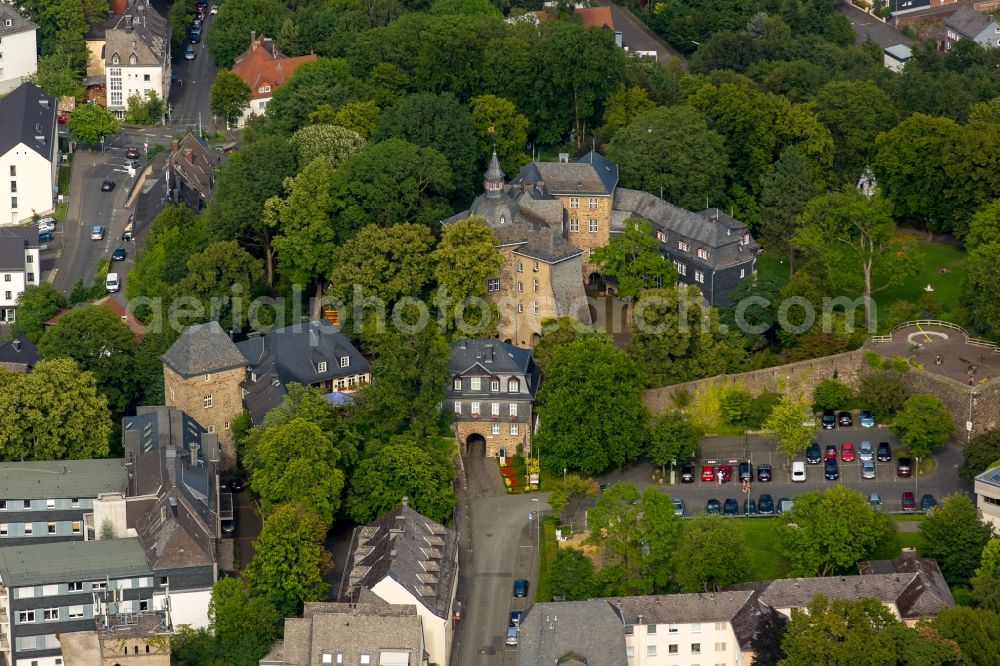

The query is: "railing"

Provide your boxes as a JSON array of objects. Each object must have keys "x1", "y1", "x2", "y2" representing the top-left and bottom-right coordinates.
[{"x1": 866, "y1": 320, "x2": 1000, "y2": 354}]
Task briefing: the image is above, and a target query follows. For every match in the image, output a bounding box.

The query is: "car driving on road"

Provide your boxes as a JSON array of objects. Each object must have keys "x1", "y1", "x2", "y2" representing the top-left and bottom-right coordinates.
[
  {"x1": 90, "y1": 225, "x2": 105, "y2": 240},
  {"x1": 100, "y1": 179, "x2": 115, "y2": 191}
]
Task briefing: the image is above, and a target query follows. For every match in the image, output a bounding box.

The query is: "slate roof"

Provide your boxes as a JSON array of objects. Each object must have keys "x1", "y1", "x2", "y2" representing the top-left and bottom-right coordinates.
[
  {"x1": 516, "y1": 600, "x2": 627, "y2": 666},
  {"x1": 105, "y1": 2, "x2": 169, "y2": 67},
  {"x1": 267, "y1": 603, "x2": 424, "y2": 666},
  {"x1": 0, "y1": 334, "x2": 39, "y2": 371},
  {"x1": 0, "y1": 82, "x2": 56, "y2": 160},
  {"x1": 946, "y1": 6, "x2": 997, "y2": 38},
  {"x1": 0, "y1": 538, "x2": 149, "y2": 587},
  {"x1": 976, "y1": 465, "x2": 1000, "y2": 488},
  {"x1": 340, "y1": 503, "x2": 459, "y2": 620},
  {"x1": 513, "y1": 151, "x2": 619, "y2": 196},
  {"x1": 162, "y1": 320, "x2": 246, "y2": 377},
  {"x1": 0, "y1": 4, "x2": 37, "y2": 37},
  {"x1": 169, "y1": 132, "x2": 222, "y2": 203},
  {"x1": 0, "y1": 459, "x2": 126, "y2": 499},
  {"x1": 231, "y1": 34, "x2": 317, "y2": 100},
  {"x1": 610, "y1": 591, "x2": 756, "y2": 625},
  {"x1": 0, "y1": 226, "x2": 36, "y2": 271},
  {"x1": 856, "y1": 556, "x2": 955, "y2": 619},
  {"x1": 448, "y1": 338, "x2": 539, "y2": 400}
]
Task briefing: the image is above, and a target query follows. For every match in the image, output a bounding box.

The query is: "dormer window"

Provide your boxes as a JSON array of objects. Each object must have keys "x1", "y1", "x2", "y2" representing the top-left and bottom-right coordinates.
[
  {"x1": 317, "y1": 361, "x2": 327, "y2": 373},
  {"x1": 5, "y1": 19, "x2": 12, "y2": 28},
  {"x1": 251, "y1": 372, "x2": 257, "y2": 382},
  {"x1": 491, "y1": 378, "x2": 500, "y2": 391},
  {"x1": 678, "y1": 241, "x2": 689, "y2": 252},
  {"x1": 259, "y1": 85, "x2": 270, "y2": 94},
  {"x1": 112, "y1": 53, "x2": 120, "y2": 65},
  {"x1": 470, "y1": 377, "x2": 481, "y2": 391},
  {"x1": 508, "y1": 379, "x2": 519, "y2": 393},
  {"x1": 453, "y1": 378, "x2": 462, "y2": 391},
  {"x1": 656, "y1": 230, "x2": 667, "y2": 243},
  {"x1": 340, "y1": 356, "x2": 350, "y2": 368},
  {"x1": 742, "y1": 233, "x2": 750, "y2": 245},
  {"x1": 129, "y1": 53, "x2": 137, "y2": 65},
  {"x1": 697, "y1": 248, "x2": 709, "y2": 260},
  {"x1": 500, "y1": 215, "x2": 506, "y2": 225}
]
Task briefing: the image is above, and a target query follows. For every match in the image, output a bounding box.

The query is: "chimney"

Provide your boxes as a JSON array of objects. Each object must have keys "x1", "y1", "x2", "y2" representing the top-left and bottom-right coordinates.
[
  {"x1": 124, "y1": 14, "x2": 133, "y2": 32},
  {"x1": 401, "y1": 496, "x2": 409, "y2": 509},
  {"x1": 171, "y1": 139, "x2": 179, "y2": 153},
  {"x1": 901, "y1": 547, "x2": 916, "y2": 561},
  {"x1": 168, "y1": 496, "x2": 178, "y2": 515},
  {"x1": 184, "y1": 148, "x2": 194, "y2": 164},
  {"x1": 189, "y1": 443, "x2": 200, "y2": 467},
  {"x1": 251, "y1": 31, "x2": 257, "y2": 49}
]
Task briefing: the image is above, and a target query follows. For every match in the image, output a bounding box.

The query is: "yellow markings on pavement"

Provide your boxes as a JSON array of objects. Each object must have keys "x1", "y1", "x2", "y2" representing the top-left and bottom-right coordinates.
[{"x1": 915, "y1": 321, "x2": 934, "y2": 343}]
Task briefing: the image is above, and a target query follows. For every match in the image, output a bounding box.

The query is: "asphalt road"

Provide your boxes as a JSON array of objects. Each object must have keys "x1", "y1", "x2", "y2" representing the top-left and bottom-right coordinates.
[
  {"x1": 170, "y1": 13, "x2": 220, "y2": 133},
  {"x1": 837, "y1": 0, "x2": 914, "y2": 47}
]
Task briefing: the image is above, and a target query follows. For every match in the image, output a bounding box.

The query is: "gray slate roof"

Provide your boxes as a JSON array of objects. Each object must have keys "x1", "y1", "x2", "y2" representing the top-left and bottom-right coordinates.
[
  {"x1": 0, "y1": 4, "x2": 37, "y2": 37},
  {"x1": 448, "y1": 338, "x2": 539, "y2": 400},
  {"x1": 517, "y1": 600, "x2": 627, "y2": 666},
  {"x1": 169, "y1": 132, "x2": 222, "y2": 203},
  {"x1": 0, "y1": 83, "x2": 56, "y2": 160},
  {"x1": 162, "y1": 321, "x2": 246, "y2": 377},
  {"x1": 856, "y1": 556, "x2": 955, "y2": 618},
  {"x1": 0, "y1": 333, "x2": 39, "y2": 371},
  {"x1": 884, "y1": 44, "x2": 913, "y2": 60},
  {"x1": 0, "y1": 459, "x2": 126, "y2": 500},
  {"x1": 0, "y1": 538, "x2": 149, "y2": 587},
  {"x1": 0, "y1": 226, "x2": 36, "y2": 271},
  {"x1": 610, "y1": 591, "x2": 756, "y2": 625},
  {"x1": 946, "y1": 6, "x2": 997, "y2": 38},
  {"x1": 513, "y1": 151, "x2": 619, "y2": 196},
  {"x1": 106, "y1": 1, "x2": 169, "y2": 67},
  {"x1": 269, "y1": 602, "x2": 424, "y2": 666},
  {"x1": 340, "y1": 504, "x2": 458, "y2": 620}
]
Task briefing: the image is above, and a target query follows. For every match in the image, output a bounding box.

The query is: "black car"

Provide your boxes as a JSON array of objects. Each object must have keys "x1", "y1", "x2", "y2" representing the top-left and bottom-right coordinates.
[
  {"x1": 126, "y1": 146, "x2": 140, "y2": 159},
  {"x1": 897, "y1": 457, "x2": 912, "y2": 478},
  {"x1": 824, "y1": 458, "x2": 839, "y2": 480},
  {"x1": 920, "y1": 494, "x2": 937, "y2": 511},
  {"x1": 228, "y1": 478, "x2": 245, "y2": 493},
  {"x1": 877, "y1": 441, "x2": 892, "y2": 462},
  {"x1": 757, "y1": 464, "x2": 772, "y2": 482},
  {"x1": 101, "y1": 179, "x2": 115, "y2": 191},
  {"x1": 706, "y1": 498, "x2": 721, "y2": 515},
  {"x1": 111, "y1": 247, "x2": 126, "y2": 261},
  {"x1": 758, "y1": 494, "x2": 774, "y2": 514},
  {"x1": 221, "y1": 518, "x2": 236, "y2": 535},
  {"x1": 739, "y1": 461, "x2": 753, "y2": 483},
  {"x1": 743, "y1": 498, "x2": 757, "y2": 515},
  {"x1": 838, "y1": 411, "x2": 853, "y2": 427},
  {"x1": 821, "y1": 409, "x2": 836, "y2": 430},
  {"x1": 723, "y1": 498, "x2": 739, "y2": 515},
  {"x1": 680, "y1": 463, "x2": 695, "y2": 483},
  {"x1": 806, "y1": 442, "x2": 822, "y2": 464}
]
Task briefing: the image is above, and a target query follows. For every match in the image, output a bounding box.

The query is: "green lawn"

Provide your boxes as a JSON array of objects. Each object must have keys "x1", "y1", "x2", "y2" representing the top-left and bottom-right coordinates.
[
  {"x1": 731, "y1": 518, "x2": 791, "y2": 581},
  {"x1": 873, "y1": 234, "x2": 966, "y2": 318}
]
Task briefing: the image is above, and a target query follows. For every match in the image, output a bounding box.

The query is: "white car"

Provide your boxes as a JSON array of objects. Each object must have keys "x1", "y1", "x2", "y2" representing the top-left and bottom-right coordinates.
[
  {"x1": 105, "y1": 272, "x2": 120, "y2": 293},
  {"x1": 37, "y1": 217, "x2": 56, "y2": 233},
  {"x1": 791, "y1": 461, "x2": 806, "y2": 482},
  {"x1": 858, "y1": 440, "x2": 874, "y2": 462},
  {"x1": 210, "y1": 5, "x2": 218, "y2": 14}
]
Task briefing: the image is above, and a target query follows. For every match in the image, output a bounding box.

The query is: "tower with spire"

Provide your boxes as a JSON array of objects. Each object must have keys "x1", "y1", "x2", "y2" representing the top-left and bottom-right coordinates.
[{"x1": 484, "y1": 148, "x2": 505, "y2": 196}]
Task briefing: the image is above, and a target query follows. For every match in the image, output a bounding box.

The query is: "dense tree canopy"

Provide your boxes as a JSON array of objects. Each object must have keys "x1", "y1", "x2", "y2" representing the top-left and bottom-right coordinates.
[
  {"x1": 891, "y1": 394, "x2": 954, "y2": 458},
  {"x1": 674, "y1": 516, "x2": 751, "y2": 592},
  {"x1": 960, "y1": 429, "x2": 1000, "y2": 484},
  {"x1": 920, "y1": 493, "x2": 993, "y2": 586}
]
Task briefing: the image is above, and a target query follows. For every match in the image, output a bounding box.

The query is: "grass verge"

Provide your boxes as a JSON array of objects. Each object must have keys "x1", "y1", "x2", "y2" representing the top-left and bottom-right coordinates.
[
  {"x1": 874, "y1": 234, "x2": 966, "y2": 317},
  {"x1": 535, "y1": 515, "x2": 558, "y2": 603}
]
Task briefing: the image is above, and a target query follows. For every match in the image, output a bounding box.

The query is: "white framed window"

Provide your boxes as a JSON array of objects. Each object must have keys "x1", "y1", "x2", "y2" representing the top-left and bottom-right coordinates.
[
  {"x1": 317, "y1": 361, "x2": 327, "y2": 373},
  {"x1": 0, "y1": 500, "x2": 5, "y2": 510},
  {"x1": 471, "y1": 377, "x2": 481, "y2": 391},
  {"x1": 491, "y1": 378, "x2": 500, "y2": 391},
  {"x1": 67, "y1": 582, "x2": 83, "y2": 591},
  {"x1": 508, "y1": 379, "x2": 519, "y2": 392},
  {"x1": 678, "y1": 241, "x2": 689, "y2": 252},
  {"x1": 510, "y1": 423, "x2": 519, "y2": 435},
  {"x1": 72, "y1": 521, "x2": 81, "y2": 534},
  {"x1": 715, "y1": 641, "x2": 727, "y2": 651},
  {"x1": 691, "y1": 623, "x2": 701, "y2": 633},
  {"x1": 517, "y1": 281, "x2": 523, "y2": 293},
  {"x1": 668, "y1": 644, "x2": 678, "y2": 654},
  {"x1": 491, "y1": 423, "x2": 500, "y2": 435},
  {"x1": 360, "y1": 655, "x2": 371, "y2": 665},
  {"x1": 668, "y1": 624, "x2": 679, "y2": 633},
  {"x1": 691, "y1": 643, "x2": 701, "y2": 654},
  {"x1": 626, "y1": 646, "x2": 635, "y2": 657},
  {"x1": 23, "y1": 500, "x2": 30, "y2": 509},
  {"x1": 647, "y1": 624, "x2": 657, "y2": 634},
  {"x1": 18, "y1": 610, "x2": 34, "y2": 623},
  {"x1": 23, "y1": 522, "x2": 32, "y2": 534},
  {"x1": 516, "y1": 261, "x2": 523, "y2": 272},
  {"x1": 340, "y1": 356, "x2": 350, "y2": 368},
  {"x1": 207, "y1": 425, "x2": 215, "y2": 433},
  {"x1": 647, "y1": 645, "x2": 658, "y2": 656},
  {"x1": 742, "y1": 233, "x2": 750, "y2": 245},
  {"x1": 71, "y1": 498, "x2": 79, "y2": 508},
  {"x1": 569, "y1": 197, "x2": 579, "y2": 209},
  {"x1": 589, "y1": 219, "x2": 598, "y2": 233},
  {"x1": 487, "y1": 278, "x2": 500, "y2": 292},
  {"x1": 656, "y1": 230, "x2": 667, "y2": 242},
  {"x1": 471, "y1": 402, "x2": 481, "y2": 415},
  {"x1": 42, "y1": 585, "x2": 58, "y2": 596},
  {"x1": 491, "y1": 402, "x2": 500, "y2": 416},
  {"x1": 0, "y1": 524, "x2": 7, "y2": 537},
  {"x1": 47, "y1": 522, "x2": 56, "y2": 534},
  {"x1": 532, "y1": 301, "x2": 539, "y2": 315},
  {"x1": 695, "y1": 271, "x2": 705, "y2": 283},
  {"x1": 570, "y1": 219, "x2": 579, "y2": 232},
  {"x1": 203, "y1": 395, "x2": 213, "y2": 408},
  {"x1": 533, "y1": 261, "x2": 539, "y2": 272},
  {"x1": 42, "y1": 608, "x2": 58, "y2": 621},
  {"x1": 533, "y1": 278, "x2": 539, "y2": 292},
  {"x1": 740, "y1": 268, "x2": 745, "y2": 278},
  {"x1": 510, "y1": 403, "x2": 518, "y2": 417},
  {"x1": 674, "y1": 261, "x2": 687, "y2": 276},
  {"x1": 697, "y1": 248, "x2": 709, "y2": 259},
  {"x1": 517, "y1": 304, "x2": 523, "y2": 313},
  {"x1": 454, "y1": 378, "x2": 462, "y2": 391},
  {"x1": 46, "y1": 498, "x2": 55, "y2": 508},
  {"x1": 225, "y1": 421, "x2": 231, "y2": 430},
  {"x1": 68, "y1": 605, "x2": 84, "y2": 619},
  {"x1": 589, "y1": 197, "x2": 598, "y2": 209},
  {"x1": 454, "y1": 402, "x2": 462, "y2": 415}
]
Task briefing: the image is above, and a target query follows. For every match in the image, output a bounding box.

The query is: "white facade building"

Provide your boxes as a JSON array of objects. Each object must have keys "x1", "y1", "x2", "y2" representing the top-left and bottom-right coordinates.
[
  {"x1": 0, "y1": 83, "x2": 58, "y2": 226},
  {"x1": 103, "y1": 2, "x2": 170, "y2": 119},
  {"x1": 0, "y1": 4, "x2": 38, "y2": 95},
  {"x1": 0, "y1": 226, "x2": 40, "y2": 322}
]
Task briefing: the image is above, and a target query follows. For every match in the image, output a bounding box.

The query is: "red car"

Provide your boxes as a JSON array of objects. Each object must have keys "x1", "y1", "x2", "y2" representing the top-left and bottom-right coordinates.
[
  {"x1": 902, "y1": 492, "x2": 916, "y2": 511},
  {"x1": 841, "y1": 443, "x2": 855, "y2": 462},
  {"x1": 718, "y1": 464, "x2": 733, "y2": 483},
  {"x1": 824, "y1": 445, "x2": 838, "y2": 461},
  {"x1": 702, "y1": 465, "x2": 715, "y2": 482}
]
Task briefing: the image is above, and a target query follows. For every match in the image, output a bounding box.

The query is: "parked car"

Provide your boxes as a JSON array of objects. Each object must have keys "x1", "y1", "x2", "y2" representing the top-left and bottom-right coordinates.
[
  {"x1": 777, "y1": 498, "x2": 793, "y2": 514},
  {"x1": 680, "y1": 463, "x2": 695, "y2": 483},
  {"x1": 718, "y1": 464, "x2": 733, "y2": 483},
  {"x1": 723, "y1": 498, "x2": 739, "y2": 515},
  {"x1": 100, "y1": 179, "x2": 115, "y2": 191},
  {"x1": 877, "y1": 442, "x2": 892, "y2": 462},
  {"x1": 672, "y1": 498, "x2": 684, "y2": 517},
  {"x1": 743, "y1": 498, "x2": 757, "y2": 515},
  {"x1": 821, "y1": 409, "x2": 836, "y2": 430},
  {"x1": 105, "y1": 272, "x2": 120, "y2": 293},
  {"x1": 221, "y1": 518, "x2": 236, "y2": 535},
  {"x1": 757, "y1": 464, "x2": 772, "y2": 482},
  {"x1": 860, "y1": 409, "x2": 876, "y2": 428},
  {"x1": 897, "y1": 457, "x2": 912, "y2": 478},
  {"x1": 228, "y1": 478, "x2": 245, "y2": 493},
  {"x1": 869, "y1": 492, "x2": 882, "y2": 509},
  {"x1": 509, "y1": 610, "x2": 523, "y2": 627},
  {"x1": 126, "y1": 146, "x2": 140, "y2": 159},
  {"x1": 806, "y1": 442, "x2": 822, "y2": 464},
  {"x1": 901, "y1": 492, "x2": 916, "y2": 512},
  {"x1": 824, "y1": 445, "x2": 838, "y2": 461},
  {"x1": 38, "y1": 230, "x2": 54, "y2": 243},
  {"x1": 739, "y1": 461, "x2": 753, "y2": 483},
  {"x1": 791, "y1": 461, "x2": 806, "y2": 482},
  {"x1": 90, "y1": 225, "x2": 105, "y2": 240},
  {"x1": 824, "y1": 458, "x2": 839, "y2": 480},
  {"x1": 185, "y1": 44, "x2": 196, "y2": 59},
  {"x1": 861, "y1": 460, "x2": 876, "y2": 479},
  {"x1": 706, "y1": 498, "x2": 721, "y2": 515},
  {"x1": 858, "y1": 440, "x2": 874, "y2": 462},
  {"x1": 37, "y1": 217, "x2": 56, "y2": 233},
  {"x1": 758, "y1": 494, "x2": 774, "y2": 514},
  {"x1": 505, "y1": 625, "x2": 519, "y2": 646},
  {"x1": 513, "y1": 579, "x2": 528, "y2": 598},
  {"x1": 125, "y1": 158, "x2": 140, "y2": 170},
  {"x1": 841, "y1": 443, "x2": 855, "y2": 462},
  {"x1": 189, "y1": 27, "x2": 201, "y2": 43},
  {"x1": 111, "y1": 247, "x2": 126, "y2": 261},
  {"x1": 838, "y1": 411, "x2": 853, "y2": 427},
  {"x1": 920, "y1": 494, "x2": 937, "y2": 512},
  {"x1": 701, "y1": 465, "x2": 715, "y2": 482}
]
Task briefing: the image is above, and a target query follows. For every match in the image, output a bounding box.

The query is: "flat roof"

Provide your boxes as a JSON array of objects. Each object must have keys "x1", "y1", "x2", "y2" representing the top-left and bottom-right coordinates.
[
  {"x1": 0, "y1": 459, "x2": 126, "y2": 499},
  {"x1": 884, "y1": 44, "x2": 913, "y2": 59},
  {"x1": 976, "y1": 466, "x2": 1000, "y2": 489},
  {"x1": 0, "y1": 538, "x2": 150, "y2": 587}
]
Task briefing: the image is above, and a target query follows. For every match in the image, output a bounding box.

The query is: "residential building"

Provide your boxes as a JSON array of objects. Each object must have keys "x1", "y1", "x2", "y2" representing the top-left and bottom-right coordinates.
[
  {"x1": 884, "y1": 43, "x2": 914, "y2": 71},
  {"x1": 517, "y1": 600, "x2": 628, "y2": 666},
  {"x1": 0, "y1": 4, "x2": 38, "y2": 95},
  {"x1": 44, "y1": 295, "x2": 147, "y2": 342},
  {"x1": 60, "y1": 605, "x2": 172, "y2": 666},
  {"x1": 0, "y1": 83, "x2": 58, "y2": 226},
  {"x1": 974, "y1": 465, "x2": 1000, "y2": 531},
  {"x1": 0, "y1": 333, "x2": 39, "y2": 372},
  {"x1": 230, "y1": 33, "x2": 317, "y2": 128},
  {"x1": 237, "y1": 320, "x2": 370, "y2": 426},
  {"x1": 945, "y1": 5, "x2": 1000, "y2": 49},
  {"x1": 887, "y1": 0, "x2": 958, "y2": 17},
  {"x1": 0, "y1": 226, "x2": 41, "y2": 322},
  {"x1": 444, "y1": 338, "x2": 539, "y2": 457},
  {"x1": 260, "y1": 602, "x2": 425, "y2": 666},
  {"x1": 338, "y1": 500, "x2": 459, "y2": 666}
]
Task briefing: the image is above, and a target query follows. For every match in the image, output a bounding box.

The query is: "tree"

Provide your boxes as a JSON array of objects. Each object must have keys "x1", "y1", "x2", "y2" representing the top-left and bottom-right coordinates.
[
  {"x1": 813, "y1": 80, "x2": 898, "y2": 184},
  {"x1": 598, "y1": 84, "x2": 657, "y2": 141},
  {"x1": 931, "y1": 606, "x2": 1000, "y2": 666},
  {"x1": 673, "y1": 516, "x2": 751, "y2": 592},
  {"x1": 207, "y1": 578, "x2": 283, "y2": 666},
  {"x1": 327, "y1": 101, "x2": 380, "y2": 139},
  {"x1": 346, "y1": 440, "x2": 456, "y2": 525},
  {"x1": 206, "y1": 0, "x2": 291, "y2": 68},
  {"x1": 812, "y1": 378, "x2": 853, "y2": 410},
  {"x1": 920, "y1": 493, "x2": 993, "y2": 586},
  {"x1": 970, "y1": 96, "x2": 1000, "y2": 124},
  {"x1": 965, "y1": 199, "x2": 1000, "y2": 250},
  {"x1": 778, "y1": 485, "x2": 894, "y2": 576},
  {"x1": 961, "y1": 429, "x2": 1000, "y2": 484},
  {"x1": 289, "y1": 124, "x2": 365, "y2": 167},
  {"x1": 779, "y1": 596, "x2": 902, "y2": 666},
  {"x1": 128, "y1": 206, "x2": 210, "y2": 302},
  {"x1": 30, "y1": 53, "x2": 85, "y2": 99},
  {"x1": 174, "y1": 241, "x2": 265, "y2": 331},
  {"x1": 10, "y1": 283, "x2": 67, "y2": 342},
  {"x1": 972, "y1": 538, "x2": 1000, "y2": 612},
  {"x1": 758, "y1": 146, "x2": 822, "y2": 272},
  {"x1": 67, "y1": 104, "x2": 120, "y2": 146},
  {"x1": 123, "y1": 91, "x2": 165, "y2": 126},
  {"x1": 167, "y1": 0, "x2": 196, "y2": 58},
  {"x1": 468, "y1": 94, "x2": 529, "y2": 176},
  {"x1": 264, "y1": 58, "x2": 366, "y2": 135},
  {"x1": 607, "y1": 106, "x2": 729, "y2": 211},
  {"x1": 245, "y1": 503, "x2": 331, "y2": 617},
  {"x1": 720, "y1": 387, "x2": 753, "y2": 427},
  {"x1": 962, "y1": 242, "x2": 1000, "y2": 339},
  {"x1": 765, "y1": 395, "x2": 814, "y2": 461},
  {"x1": 0, "y1": 358, "x2": 111, "y2": 461},
  {"x1": 210, "y1": 70, "x2": 253, "y2": 127},
  {"x1": 859, "y1": 370, "x2": 909, "y2": 422},
  {"x1": 646, "y1": 411, "x2": 698, "y2": 477},
  {"x1": 432, "y1": 217, "x2": 502, "y2": 329},
  {"x1": 892, "y1": 394, "x2": 954, "y2": 458},
  {"x1": 328, "y1": 223, "x2": 436, "y2": 307},
  {"x1": 532, "y1": 317, "x2": 598, "y2": 371},
  {"x1": 547, "y1": 473, "x2": 594, "y2": 513},
  {"x1": 794, "y1": 189, "x2": 918, "y2": 331},
  {"x1": 591, "y1": 218, "x2": 676, "y2": 303},
  {"x1": 244, "y1": 418, "x2": 345, "y2": 525},
  {"x1": 548, "y1": 548, "x2": 599, "y2": 601},
  {"x1": 38, "y1": 305, "x2": 137, "y2": 414},
  {"x1": 534, "y1": 336, "x2": 647, "y2": 475}
]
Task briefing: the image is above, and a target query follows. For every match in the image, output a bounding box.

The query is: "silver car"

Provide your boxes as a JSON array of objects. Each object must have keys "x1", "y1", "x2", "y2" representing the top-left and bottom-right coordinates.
[
  {"x1": 858, "y1": 440, "x2": 874, "y2": 462},
  {"x1": 862, "y1": 460, "x2": 876, "y2": 479}
]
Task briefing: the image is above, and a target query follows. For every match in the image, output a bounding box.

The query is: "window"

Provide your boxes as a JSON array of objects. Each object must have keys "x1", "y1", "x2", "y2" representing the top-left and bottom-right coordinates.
[
  {"x1": 0, "y1": 524, "x2": 7, "y2": 537},
  {"x1": 72, "y1": 521, "x2": 81, "y2": 535},
  {"x1": 47, "y1": 522, "x2": 56, "y2": 534},
  {"x1": 11, "y1": 196, "x2": 17, "y2": 209},
  {"x1": 143, "y1": 74, "x2": 150, "y2": 81},
  {"x1": 668, "y1": 624, "x2": 679, "y2": 633},
  {"x1": 510, "y1": 403, "x2": 518, "y2": 417},
  {"x1": 589, "y1": 219, "x2": 598, "y2": 233},
  {"x1": 656, "y1": 230, "x2": 667, "y2": 242},
  {"x1": 454, "y1": 378, "x2": 462, "y2": 391},
  {"x1": 204, "y1": 373, "x2": 210, "y2": 382},
  {"x1": 589, "y1": 197, "x2": 598, "y2": 209},
  {"x1": 360, "y1": 655, "x2": 371, "y2": 665},
  {"x1": 9, "y1": 181, "x2": 15, "y2": 193},
  {"x1": 668, "y1": 644, "x2": 678, "y2": 654},
  {"x1": 9, "y1": 166, "x2": 14, "y2": 177},
  {"x1": 18, "y1": 611, "x2": 34, "y2": 623},
  {"x1": 533, "y1": 261, "x2": 539, "y2": 272},
  {"x1": 26, "y1": 255, "x2": 32, "y2": 263},
  {"x1": 487, "y1": 278, "x2": 500, "y2": 292},
  {"x1": 517, "y1": 304, "x2": 523, "y2": 313},
  {"x1": 5, "y1": 291, "x2": 11, "y2": 299},
  {"x1": 626, "y1": 646, "x2": 635, "y2": 657},
  {"x1": 112, "y1": 54, "x2": 119, "y2": 65},
  {"x1": 570, "y1": 219, "x2": 579, "y2": 232},
  {"x1": 203, "y1": 395, "x2": 212, "y2": 408},
  {"x1": 491, "y1": 423, "x2": 500, "y2": 435},
  {"x1": 695, "y1": 271, "x2": 705, "y2": 284},
  {"x1": 139, "y1": 600, "x2": 149, "y2": 611},
  {"x1": 692, "y1": 643, "x2": 701, "y2": 654},
  {"x1": 71, "y1": 498, "x2": 79, "y2": 508},
  {"x1": 491, "y1": 379, "x2": 500, "y2": 391},
  {"x1": 569, "y1": 197, "x2": 579, "y2": 209},
  {"x1": 225, "y1": 421, "x2": 231, "y2": 430},
  {"x1": 471, "y1": 377, "x2": 481, "y2": 391},
  {"x1": 647, "y1": 645, "x2": 658, "y2": 656},
  {"x1": 340, "y1": 356, "x2": 350, "y2": 368},
  {"x1": 207, "y1": 425, "x2": 215, "y2": 433},
  {"x1": 42, "y1": 608, "x2": 58, "y2": 621},
  {"x1": 454, "y1": 402, "x2": 462, "y2": 415},
  {"x1": 46, "y1": 499, "x2": 55, "y2": 508},
  {"x1": 23, "y1": 523, "x2": 32, "y2": 535},
  {"x1": 624, "y1": 625, "x2": 634, "y2": 635},
  {"x1": 26, "y1": 273, "x2": 34, "y2": 282},
  {"x1": 742, "y1": 233, "x2": 750, "y2": 245},
  {"x1": 691, "y1": 623, "x2": 701, "y2": 633},
  {"x1": 67, "y1": 582, "x2": 83, "y2": 591},
  {"x1": 697, "y1": 248, "x2": 709, "y2": 260},
  {"x1": 0, "y1": 500, "x2": 5, "y2": 510},
  {"x1": 510, "y1": 423, "x2": 519, "y2": 435},
  {"x1": 740, "y1": 268, "x2": 745, "y2": 279},
  {"x1": 715, "y1": 642, "x2": 727, "y2": 651},
  {"x1": 317, "y1": 361, "x2": 327, "y2": 373},
  {"x1": 516, "y1": 261, "x2": 523, "y2": 272},
  {"x1": 678, "y1": 241, "x2": 689, "y2": 252},
  {"x1": 533, "y1": 278, "x2": 539, "y2": 293},
  {"x1": 647, "y1": 624, "x2": 657, "y2": 634},
  {"x1": 508, "y1": 379, "x2": 519, "y2": 392},
  {"x1": 674, "y1": 261, "x2": 687, "y2": 276},
  {"x1": 471, "y1": 402, "x2": 480, "y2": 415},
  {"x1": 532, "y1": 301, "x2": 539, "y2": 315},
  {"x1": 92, "y1": 581, "x2": 107, "y2": 589},
  {"x1": 517, "y1": 281, "x2": 523, "y2": 293},
  {"x1": 491, "y1": 402, "x2": 499, "y2": 416},
  {"x1": 159, "y1": 576, "x2": 168, "y2": 586},
  {"x1": 68, "y1": 605, "x2": 84, "y2": 618}
]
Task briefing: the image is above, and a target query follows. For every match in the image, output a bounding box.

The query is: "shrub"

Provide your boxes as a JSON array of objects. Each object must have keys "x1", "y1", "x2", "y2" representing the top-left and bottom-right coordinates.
[{"x1": 813, "y1": 378, "x2": 853, "y2": 410}]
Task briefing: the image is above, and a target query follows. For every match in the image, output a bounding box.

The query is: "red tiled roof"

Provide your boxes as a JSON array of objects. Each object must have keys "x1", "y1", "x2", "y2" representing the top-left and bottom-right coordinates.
[
  {"x1": 230, "y1": 35, "x2": 317, "y2": 100},
  {"x1": 575, "y1": 7, "x2": 615, "y2": 31},
  {"x1": 45, "y1": 296, "x2": 146, "y2": 341}
]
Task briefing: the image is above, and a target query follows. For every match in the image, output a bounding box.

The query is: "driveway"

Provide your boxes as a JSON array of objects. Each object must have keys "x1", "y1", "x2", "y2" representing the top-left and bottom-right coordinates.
[{"x1": 837, "y1": 0, "x2": 914, "y2": 47}]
